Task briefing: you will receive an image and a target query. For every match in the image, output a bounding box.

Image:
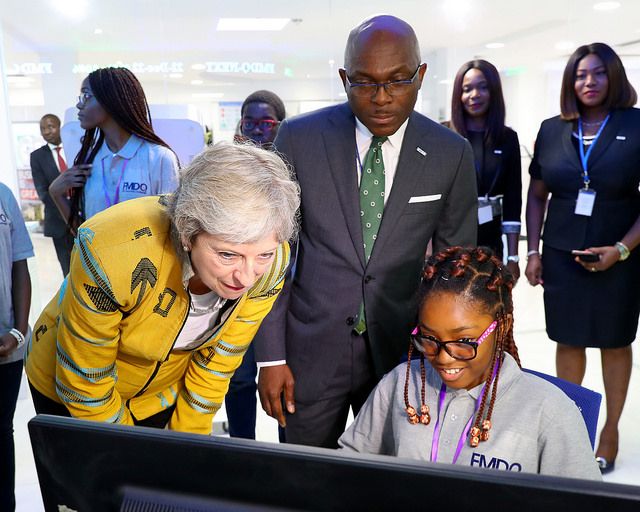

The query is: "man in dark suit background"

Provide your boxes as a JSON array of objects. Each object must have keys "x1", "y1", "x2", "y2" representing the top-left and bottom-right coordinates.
[
  {"x1": 255, "y1": 15, "x2": 477, "y2": 448},
  {"x1": 30, "y1": 114, "x2": 74, "y2": 276}
]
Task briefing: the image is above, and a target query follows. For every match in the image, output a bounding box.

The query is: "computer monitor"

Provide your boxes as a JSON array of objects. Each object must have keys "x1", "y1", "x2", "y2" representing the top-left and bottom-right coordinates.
[{"x1": 29, "y1": 415, "x2": 640, "y2": 512}]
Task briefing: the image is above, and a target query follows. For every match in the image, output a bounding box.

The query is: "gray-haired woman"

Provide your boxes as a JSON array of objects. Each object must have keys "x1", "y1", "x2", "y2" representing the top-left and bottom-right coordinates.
[{"x1": 26, "y1": 141, "x2": 300, "y2": 435}]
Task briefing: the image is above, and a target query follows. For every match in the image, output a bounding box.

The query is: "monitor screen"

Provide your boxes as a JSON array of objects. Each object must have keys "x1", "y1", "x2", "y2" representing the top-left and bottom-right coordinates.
[{"x1": 29, "y1": 415, "x2": 640, "y2": 512}]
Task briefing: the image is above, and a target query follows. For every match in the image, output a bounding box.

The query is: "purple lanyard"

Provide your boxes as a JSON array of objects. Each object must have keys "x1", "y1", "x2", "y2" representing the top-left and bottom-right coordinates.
[
  {"x1": 102, "y1": 157, "x2": 130, "y2": 207},
  {"x1": 430, "y1": 362, "x2": 500, "y2": 464}
]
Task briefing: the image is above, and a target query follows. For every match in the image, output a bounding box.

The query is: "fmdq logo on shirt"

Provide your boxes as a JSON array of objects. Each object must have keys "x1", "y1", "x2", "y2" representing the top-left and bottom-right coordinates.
[
  {"x1": 122, "y1": 182, "x2": 148, "y2": 194},
  {"x1": 470, "y1": 452, "x2": 522, "y2": 472}
]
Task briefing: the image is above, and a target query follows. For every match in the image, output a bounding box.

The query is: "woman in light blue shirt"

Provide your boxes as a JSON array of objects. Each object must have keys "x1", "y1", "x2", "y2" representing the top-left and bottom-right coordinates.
[{"x1": 49, "y1": 67, "x2": 179, "y2": 232}]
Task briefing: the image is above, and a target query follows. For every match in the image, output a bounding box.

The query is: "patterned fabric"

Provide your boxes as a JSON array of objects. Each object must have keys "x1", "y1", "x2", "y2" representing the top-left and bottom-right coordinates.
[
  {"x1": 25, "y1": 196, "x2": 290, "y2": 434},
  {"x1": 355, "y1": 136, "x2": 388, "y2": 334},
  {"x1": 360, "y1": 136, "x2": 387, "y2": 259}
]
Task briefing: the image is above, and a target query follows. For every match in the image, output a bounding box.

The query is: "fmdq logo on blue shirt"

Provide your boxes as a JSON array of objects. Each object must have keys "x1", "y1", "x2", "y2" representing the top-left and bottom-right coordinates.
[{"x1": 122, "y1": 182, "x2": 149, "y2": 194}]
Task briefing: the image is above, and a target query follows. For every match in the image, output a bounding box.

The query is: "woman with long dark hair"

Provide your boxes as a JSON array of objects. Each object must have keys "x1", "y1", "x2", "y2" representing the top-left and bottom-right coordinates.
[
  {"x1": 525, "y1": 43, "x2": 640, "y2": 474},
  {"x1": 49, "y1": 67, "x2": 178, "y2": 233},
  {"x1": 450, "y1": 60, "x2": 522, "y2": 280}
]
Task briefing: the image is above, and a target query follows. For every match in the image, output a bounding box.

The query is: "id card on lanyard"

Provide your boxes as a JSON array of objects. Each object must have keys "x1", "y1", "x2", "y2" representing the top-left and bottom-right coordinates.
[{"x1": 575, "y1": 115, "x2": 609, "y2": 216}]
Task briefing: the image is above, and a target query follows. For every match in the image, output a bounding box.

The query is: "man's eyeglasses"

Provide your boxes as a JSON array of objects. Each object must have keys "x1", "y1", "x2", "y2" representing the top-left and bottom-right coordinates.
[
  {"x1": 343, "y1": 65, "x2": 423, "y2": 98},
  {"x1": 77, "y1": 92, "x2": 94, "y2": 106},
  {"x1": 410, "y1": 320, "x2": 498, "y2": 361},
  {"x1": 241, "y1": 119, "x2": 280, "y2": 132}
]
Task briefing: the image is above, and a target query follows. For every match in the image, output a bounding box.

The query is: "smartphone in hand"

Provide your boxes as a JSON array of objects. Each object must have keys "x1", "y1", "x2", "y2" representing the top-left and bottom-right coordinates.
[{"x1": 571, "y1": 250, "x2": 600, "y2": 263}]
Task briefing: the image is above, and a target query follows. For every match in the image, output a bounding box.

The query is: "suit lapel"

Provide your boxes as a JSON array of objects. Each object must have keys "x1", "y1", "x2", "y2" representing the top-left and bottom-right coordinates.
[
  {"x1": 321, "y1": 104, "x2": 366, "y2": 268},
  {"x1": 45, "y1": 146, "x2": 59, "y2": 179},
  {"x1": 584, "y1": 109, "x2": 621, "y2": 170},
  {"x1": 561, "y1": 121, "x2": 583, "y2": 173},
  {"x1": 370, "y1": 113, "x2": 429, "y2": 261},
  {"x1": 560, "y1": 110, "x2": 622, "y2": 175}
]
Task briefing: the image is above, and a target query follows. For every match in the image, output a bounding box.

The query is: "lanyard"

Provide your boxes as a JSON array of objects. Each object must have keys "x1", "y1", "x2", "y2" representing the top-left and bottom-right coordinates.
[
  {"x1": 102, "y1": 157, "x2": 130, "y2": 207},
  {"x1": 430, "y1": 362, "x2": 500, "y2": 464},
  {"x1": 577, "y1": 115, "x2": 609, "y2": 189}
]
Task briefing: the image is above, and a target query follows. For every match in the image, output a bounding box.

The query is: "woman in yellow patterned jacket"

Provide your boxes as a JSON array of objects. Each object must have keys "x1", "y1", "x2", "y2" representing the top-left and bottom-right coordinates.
[{"x1": 25, "y1": 141, "x2": 300, "y2": 435}]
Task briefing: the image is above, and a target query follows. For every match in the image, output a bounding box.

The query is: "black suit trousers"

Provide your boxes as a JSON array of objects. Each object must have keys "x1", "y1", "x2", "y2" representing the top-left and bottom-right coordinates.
[{"x1": 284, "y1": 331, "x2": 377, "y2": 448}]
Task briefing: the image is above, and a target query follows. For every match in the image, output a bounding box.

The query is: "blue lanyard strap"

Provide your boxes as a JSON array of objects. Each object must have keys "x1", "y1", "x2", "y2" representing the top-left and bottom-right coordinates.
[{"x1": 578, "y1": 115, "x2": 609, "y2": 189}]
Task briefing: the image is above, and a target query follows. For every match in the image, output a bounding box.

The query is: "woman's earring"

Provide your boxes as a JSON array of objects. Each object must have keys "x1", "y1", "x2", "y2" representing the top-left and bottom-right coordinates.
[{"x1": 183, "y1": 245, "x2": 189, "y2": 252}]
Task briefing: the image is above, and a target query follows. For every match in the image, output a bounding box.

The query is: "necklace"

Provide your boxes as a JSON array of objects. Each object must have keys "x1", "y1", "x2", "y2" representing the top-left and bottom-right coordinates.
[
  {"x1": 572, "y1": 132, "x2": 596, "y2": 145},
  {"x1": 581, "y1": 119, "x2": 604, "y2": 127}
]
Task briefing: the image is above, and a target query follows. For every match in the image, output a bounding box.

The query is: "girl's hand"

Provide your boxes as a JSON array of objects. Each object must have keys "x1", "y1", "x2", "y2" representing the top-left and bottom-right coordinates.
[{"x1": 49, "y1": 164, "x2": 92, "y2": 197}]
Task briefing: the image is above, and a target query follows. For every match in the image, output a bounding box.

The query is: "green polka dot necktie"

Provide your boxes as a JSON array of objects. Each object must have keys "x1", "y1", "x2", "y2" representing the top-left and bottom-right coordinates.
[{"x1": 354, "y1": 135, "x2": 387, "y2": 334}]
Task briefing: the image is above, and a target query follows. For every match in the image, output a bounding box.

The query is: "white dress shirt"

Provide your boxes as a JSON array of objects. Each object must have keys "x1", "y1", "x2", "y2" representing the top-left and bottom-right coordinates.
[{"x1": 355, "y1": 116, "x2": 409, "y2": 204}]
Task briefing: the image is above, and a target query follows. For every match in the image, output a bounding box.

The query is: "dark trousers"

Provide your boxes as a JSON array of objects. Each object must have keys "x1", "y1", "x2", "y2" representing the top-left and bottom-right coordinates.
[
  {"x1": 0, "y1": 361, "x2": 24, "y2": 512},
  {"x1": 284, "y1": 332, "x2": 377, "y2": 449},
  {"x1": 225, "y1": 344, "x2": 257, "y2": 439},
  {"x1": 52, "y1": 232, "x2": 74, "y2": 277},
  {"x1": 28, "y1": 383, "x2": 174, "y2": 428}
]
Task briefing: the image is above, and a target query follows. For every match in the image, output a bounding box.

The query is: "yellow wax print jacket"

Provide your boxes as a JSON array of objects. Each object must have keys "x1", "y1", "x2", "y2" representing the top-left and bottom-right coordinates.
[{"x1": 25, "y1": 195, "x2": 289, "y2": 434}]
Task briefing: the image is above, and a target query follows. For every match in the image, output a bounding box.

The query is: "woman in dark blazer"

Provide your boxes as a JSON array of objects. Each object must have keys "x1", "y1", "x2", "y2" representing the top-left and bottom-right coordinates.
[
  {"x1": 525, "y1": 43, "x2": 640, "y2": 474},
  {"x1": 450, "y1": 59, "x2": 522, "y2": 281}
]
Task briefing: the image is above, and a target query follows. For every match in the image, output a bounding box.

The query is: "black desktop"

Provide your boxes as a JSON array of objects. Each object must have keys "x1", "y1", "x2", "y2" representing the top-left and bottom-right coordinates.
[{"x1": 28, "y1": 415, "x2": 640, "y2": 512}]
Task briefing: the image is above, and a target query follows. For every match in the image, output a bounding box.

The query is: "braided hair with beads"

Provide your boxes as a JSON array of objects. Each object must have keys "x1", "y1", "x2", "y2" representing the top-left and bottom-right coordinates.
[
  {"x1": 69, "y1": 67, "x2": 177, "y2": 227},
  {"x1": 403, "y1": 246, "x2": 521, "y2": 447}
]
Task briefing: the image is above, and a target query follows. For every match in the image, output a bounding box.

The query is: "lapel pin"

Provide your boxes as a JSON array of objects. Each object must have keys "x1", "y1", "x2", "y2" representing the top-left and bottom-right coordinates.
[
  {"x1": 416, "y1": 147, "x2": 426, "y2": 156},
  {"x1": 493, "y1": 149, "x2": 502, "y2": 154},
  {"x1": 616, "y1": 135, "x2": 626, "y2": 141}
]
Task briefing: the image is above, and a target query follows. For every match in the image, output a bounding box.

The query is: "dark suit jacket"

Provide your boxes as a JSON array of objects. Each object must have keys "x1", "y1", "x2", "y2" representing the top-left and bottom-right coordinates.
[
  {"x1": 254, "y1": 103, "x2": 477, "y2": 402},
  {"x1": 468, "y1": 127, "x2": 521, "y2": 253},
  {"x1": 30, "y1": 144, "x2": 69, "y2": 238},
  {"x1": 529, "y1": 108, "x2": 640, "y2": 251}
]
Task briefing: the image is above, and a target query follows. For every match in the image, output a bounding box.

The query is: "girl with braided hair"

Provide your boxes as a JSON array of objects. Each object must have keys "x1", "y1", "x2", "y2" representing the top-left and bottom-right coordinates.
[
  {"x1": 339, "y1": 246, "x2": 600, "y2": 479},
  {"x1": 49, "y1": 67, "x2": 179, "y2": 234}
]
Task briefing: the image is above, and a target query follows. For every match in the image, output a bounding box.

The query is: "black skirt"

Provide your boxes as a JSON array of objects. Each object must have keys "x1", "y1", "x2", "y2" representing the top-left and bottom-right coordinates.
[{"x1": 541, "y1": 245, "x2": 640, "y2": 348}]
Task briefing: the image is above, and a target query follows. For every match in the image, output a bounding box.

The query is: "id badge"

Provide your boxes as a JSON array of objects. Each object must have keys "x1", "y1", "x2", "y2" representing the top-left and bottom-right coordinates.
[
  {"x1": 478, "y1": 204, "x2": 493, "y2": 224},
  {"x1": 575, "y1": 188, "x2": 596, "y2": 216}
]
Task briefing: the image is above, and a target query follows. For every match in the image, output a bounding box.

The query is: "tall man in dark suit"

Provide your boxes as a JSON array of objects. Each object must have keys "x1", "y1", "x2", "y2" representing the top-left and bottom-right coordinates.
[
  {"x1": 30, "y1": 114, "x2": 74, "y2": 276},
  {"x1": 256, "y1": 15, "x2": 477, "y2": 448}
]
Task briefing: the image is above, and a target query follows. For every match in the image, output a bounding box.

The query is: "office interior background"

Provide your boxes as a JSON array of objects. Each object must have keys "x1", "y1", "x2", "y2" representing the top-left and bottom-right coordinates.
[
  {"x1": 1, "y1": 1, "x2": 640, "y2": 509},
  {"x1": 1, "y1": 0, "x2": 640, "y2": 201}
]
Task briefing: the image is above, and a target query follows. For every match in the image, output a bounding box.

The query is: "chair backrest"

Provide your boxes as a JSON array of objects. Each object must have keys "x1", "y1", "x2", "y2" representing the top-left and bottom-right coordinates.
[{"x1": 523, "y1": 368, "x2": 601, "y2": 449}]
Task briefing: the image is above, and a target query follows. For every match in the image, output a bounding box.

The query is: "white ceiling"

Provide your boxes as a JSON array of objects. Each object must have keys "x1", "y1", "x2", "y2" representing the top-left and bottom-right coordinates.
[{"x1": 2, "y1": 0, "x2": 640, "y2": 105}]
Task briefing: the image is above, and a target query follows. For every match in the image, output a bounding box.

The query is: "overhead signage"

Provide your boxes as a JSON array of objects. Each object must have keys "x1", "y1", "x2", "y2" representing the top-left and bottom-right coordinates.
[
  {"x1": 7, "y1": 60, "x2": 277, "y2": 76},
  {"x1": 7, "y1": 62, "x2": 53, "y2": 75}
]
